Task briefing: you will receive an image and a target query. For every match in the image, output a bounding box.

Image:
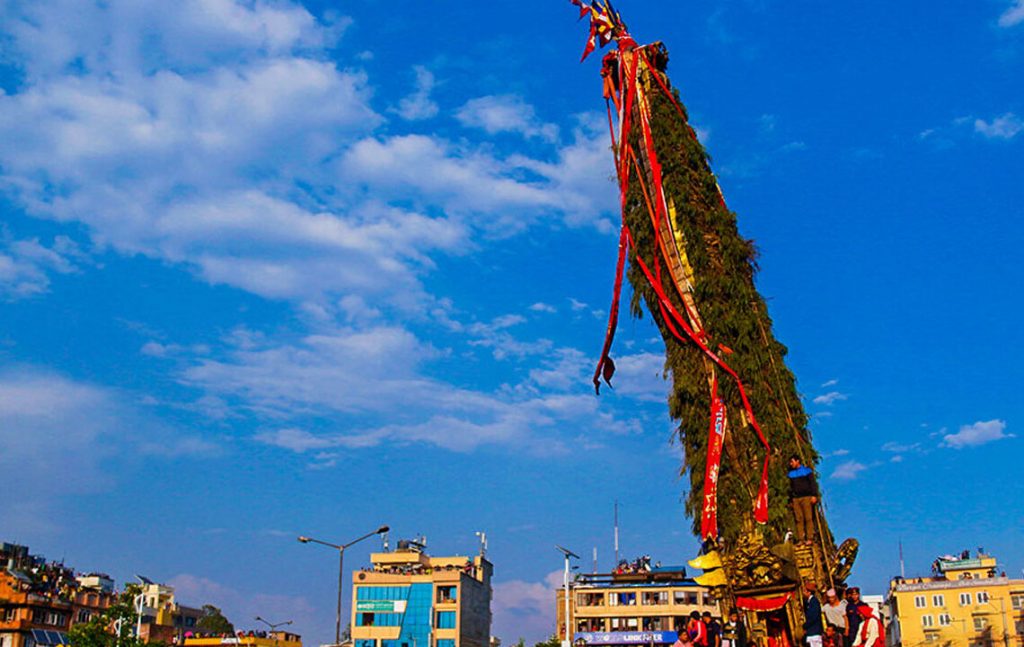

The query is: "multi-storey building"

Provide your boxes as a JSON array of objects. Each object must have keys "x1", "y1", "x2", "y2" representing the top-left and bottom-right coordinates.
[
  {"x1": 350, "y1": 540, "x2": 492, "y2": 647},
  {"x1": 887, "y1": 551, "x2": 1024, "y2": 647},
  {"x1": 137, "y1": 581, "x2": 205, "y2": 643},
  {"x1": 555, "y1": 564, "x2": 718, "y2": 647},
  {"x1": 0, "y1": 544, "x2": 115, "y2": 647},
  {"x1": 185, "y1": 630, "x2": 303, "y2": 647}
]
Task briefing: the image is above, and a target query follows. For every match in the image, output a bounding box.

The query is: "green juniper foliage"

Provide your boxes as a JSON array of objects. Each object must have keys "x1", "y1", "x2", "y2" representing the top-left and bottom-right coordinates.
[{"x1": 623, "y1": 51, "x2": 819, "y2": 546}]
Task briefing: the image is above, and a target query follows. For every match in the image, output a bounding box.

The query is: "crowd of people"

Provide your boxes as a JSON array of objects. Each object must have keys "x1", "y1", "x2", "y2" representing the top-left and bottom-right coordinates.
[
  {"x1": 673, "y1": 608, "x2": 746, "y2": 647},
  {"x1": 614, "y1": 556, "x2": 657, "y2": 575},
  {"x1": 802, "y1": 581, "x2": 883, "y2": 647},
  {"x1": 182, "y1": 631, "x2": 275, "y2": 639},
  {"x1": 1, "y1": 543, "x2": 85, "y2": 602},
  {"x1": 365, "y1": 559, "x2": 477, "y2": 577},
  {"x1": 667, "y1": 582, "x2": 881, "y2": 647}
]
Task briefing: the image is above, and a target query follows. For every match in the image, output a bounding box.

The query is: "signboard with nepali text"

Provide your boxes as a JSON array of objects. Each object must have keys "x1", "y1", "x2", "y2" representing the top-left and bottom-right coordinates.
[{"x1": 355, "y1": 600, "x2": 408, "y2": 613}]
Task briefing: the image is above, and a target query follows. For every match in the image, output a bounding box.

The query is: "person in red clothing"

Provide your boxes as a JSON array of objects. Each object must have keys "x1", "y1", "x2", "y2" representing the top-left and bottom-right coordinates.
[
  {"x1": 850, "y1": 604, "x2": 883, "y2": 647},
  {"x1": 688, "y1": 611, "x2": 709, "y2": 647}
]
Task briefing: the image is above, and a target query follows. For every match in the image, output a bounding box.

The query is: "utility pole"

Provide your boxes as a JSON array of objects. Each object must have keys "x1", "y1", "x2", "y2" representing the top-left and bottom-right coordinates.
[{"x1": 556, "y1": 545, "x2": 580, "y2": 647}]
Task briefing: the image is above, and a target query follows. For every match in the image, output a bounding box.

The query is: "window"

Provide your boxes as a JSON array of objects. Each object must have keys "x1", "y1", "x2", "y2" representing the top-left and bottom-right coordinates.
[
  {"x1": 642, "y1": 617, "x2": 667, "y2": 630},
  {"x1": 973, "y1": 618, "x2": 987, "y2": 632},
  {"x1": 960, "y1": 593, "x2": 972, "y2": 606},
  {"x1": 921, "y1": 615, "x2": 934, "y2": 628},
  {"x1": 642, "y1": 591, "x2": 669, "y2": 606},
  {"x1": 5, "y1": 609, "x2": 17, "y2": 622},
  {"x1": 612, "y1": 592, "x2": 636, "y2": 606},
  {"x1": 577, "y1": 593, "x2": 603, "y2": 607},
  {"x1": 437, "y1": 586, "x2": 457, "y2": 603},
  {"x1": 355, "y1": 641, "x2": 376, "y2": 647},
  {"x1": 976, "y1": 591, "x2": 989, "y2": 604},
  {"x1": 1012, "y1": 595, "x2": 1024, "y2": 610},
  {"x1": 673, "y1": 591, "x2": 700, "y2": 606},
  {"x1": 932, "y1": 595, "x2": 945, "y2": 607},
  {"x1": 437, "y1": 641, "x2": 455, "y2": 647},
  {"x1": 609, "y1": 618, "x2": 638, "y2": 630},
  {"x1": 357, "y1": 613, "x2": 402, "y2": 627},
  {"x1": 915, "y1": 596, "x2": 927, "y2": 608},
  {"x1": 938, "y1": 614, "x2": 951, "y2": 627},
  {"x1": 436, "y1": 611, "x2": 456, "y2": 629},
  {"x1": 77, "y1": 610, "x2": 91, "y2": 623},
  {"x1": 357, "y1": 586, "x2": 411, "y2": 601}
]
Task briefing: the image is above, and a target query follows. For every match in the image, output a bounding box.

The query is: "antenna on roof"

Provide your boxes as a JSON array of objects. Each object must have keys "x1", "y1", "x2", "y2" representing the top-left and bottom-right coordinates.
[
  {"x1": 475, "y1": 531, "x2": 487, "y2": 558},
  {"x1": 899, "y1": 539, "x2": 905, "y2": 578},
  {"x1": 614, "y1": 500, "x2": 620, "y2": 566},
  {"x1": 593, "y1": 547, "x2": 598, "y2": 574}
]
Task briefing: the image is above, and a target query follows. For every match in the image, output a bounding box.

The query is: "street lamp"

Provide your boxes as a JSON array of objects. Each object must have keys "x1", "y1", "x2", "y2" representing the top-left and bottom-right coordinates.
[
  {"x1": 556, "y1": 546, "x2": 580, "y2": 647},
  {"x1": 298, "y1": 525, "x2": 390, "y2": 647},
  {"x1": 255, "y1": 617, "x2": 293, "y2": 632},
  {"x1": 133, "y1": 575, "x2": 152, "y2": 641}
]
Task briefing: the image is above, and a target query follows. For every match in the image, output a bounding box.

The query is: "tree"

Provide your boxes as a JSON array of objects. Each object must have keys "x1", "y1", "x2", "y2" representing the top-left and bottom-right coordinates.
[
  {"x1": 197, "y1": 605, "x2": 234, "y2": 634},
  {"x1": 68, "y1": 585, "x2": 163, "y2": 647},
  {"x1": 608, "y1": 40, "x2": 829, "y2": 548},
  {"x1": 532, "y1": 636, "x2": 560, "y2": 647}
]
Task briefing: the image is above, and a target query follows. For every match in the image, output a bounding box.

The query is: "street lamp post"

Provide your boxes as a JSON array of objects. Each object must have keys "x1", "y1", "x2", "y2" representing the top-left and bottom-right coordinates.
[
  {"x1": 255, "y1": 616, "x2": 293, "y2": 647},
  {"x1": 556, "y1": 546, "x2": 580, "y2": 647},
  {"x1": 298, "y1": 525, "x2": 390, "y2": 647},
  {"x1": 133, "y1": 575, "x2": 151, "y2": 641},
  {"x1": 255, "y1": 616, "x2": 293, "y2": 632}
]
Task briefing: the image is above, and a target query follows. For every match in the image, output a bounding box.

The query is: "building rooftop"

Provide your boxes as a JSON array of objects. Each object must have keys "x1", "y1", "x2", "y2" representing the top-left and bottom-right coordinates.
[{"x1": 892, "y1": 576, "x2": 1013, "y2": 592}]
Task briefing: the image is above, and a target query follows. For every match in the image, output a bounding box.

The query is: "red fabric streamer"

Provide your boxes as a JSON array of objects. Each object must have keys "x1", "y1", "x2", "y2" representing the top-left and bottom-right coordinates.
[
  {"x1": 735, "y1": 592, "x2": 794, "y2": 612},
  {"x1": 700, "y1": 377, "x2": 727, "y2": 540},
  {"x1": 592, "y1": 224, "x2": 629, "y2": 394},
  {"x1": 594, "y1": 47, "x2": 773, "y2": 524}
]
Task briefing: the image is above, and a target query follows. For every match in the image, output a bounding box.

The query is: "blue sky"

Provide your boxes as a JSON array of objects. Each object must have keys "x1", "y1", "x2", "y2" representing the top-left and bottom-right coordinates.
[{"x1": 1, "y1": 0, "x2": 1022, "y2": 644}]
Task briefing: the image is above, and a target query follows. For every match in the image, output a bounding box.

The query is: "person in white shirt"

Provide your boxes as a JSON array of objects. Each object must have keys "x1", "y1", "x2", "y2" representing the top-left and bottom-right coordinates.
[{"x1": 822, "y1": 589, "x2": 847, "y2": 634}]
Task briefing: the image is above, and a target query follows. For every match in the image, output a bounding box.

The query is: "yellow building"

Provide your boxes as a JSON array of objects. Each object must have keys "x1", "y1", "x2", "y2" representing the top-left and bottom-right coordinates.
[
  {"x1": 887, "y1": 552, "x2": 1024, "y2": 647},
  {"x1": 350, "y1": 540, "x2": 492, "y2": 647},
  {"x1": 184, "y1": 632, "x2": 302, "y2": 647},
  {"x1": 556, "y1": 565, "x2": 719, "y2": 647}
]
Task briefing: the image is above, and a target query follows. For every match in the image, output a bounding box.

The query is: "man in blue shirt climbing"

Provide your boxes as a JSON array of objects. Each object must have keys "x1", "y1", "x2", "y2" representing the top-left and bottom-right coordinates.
[{"x1": 787, "y1": 455, "x2": 819, "y2": 546}]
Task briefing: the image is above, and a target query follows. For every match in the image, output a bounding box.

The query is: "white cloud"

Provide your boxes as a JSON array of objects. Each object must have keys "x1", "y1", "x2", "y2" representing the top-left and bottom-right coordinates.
[
  {"x1": 974, "y1": 113, "x2": 1023, "y2": 140},
  {"x1": 0, "y1": 368, "x2": 213, "y2": 532},
  {"x1": 813, "y1": 391, "x2": 848, "y2": 406},
  {"x1": 0, "y1": 0, "x2": 622, "y2": 306},
  {"x1": 492, "y1": 570, "x2": 562, "y2": 645},
  {"x1": 182, "y1": 323, "x2": 643, "y2": 458},
  {"x1": 455, "y1": 95, "x2": 558, "y2": 141},
  {"x1": 393, "y1": 65, "x2": 439, "y2": 121},
  {"x1": 881, "y1": 441, "x2": 921, "y2": 453},
  {"x1": 0, "y1": 235, "x2": 82, "y2": 300},
  {"x1": 999, "y1": 0, "x2": 1024, "y2": 27},
  {"x1": 820, "y1": 379, "x2": 838, "y2": 387},
  {"x1": 606, "y1": 352, "x2": 667, "y2": 402},
  {"x1": 940, "y1": 419, "x2": 1014, "y2": 449},
  {"x1": 529, "y1": 302, "x2": 557, "y2": 313},
  {"x1": 830, "y1": 460, "x2": 868, "y2": 480},
  {"x1": 168, "y1": 574, "x2": 315, "y2": 636}
]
